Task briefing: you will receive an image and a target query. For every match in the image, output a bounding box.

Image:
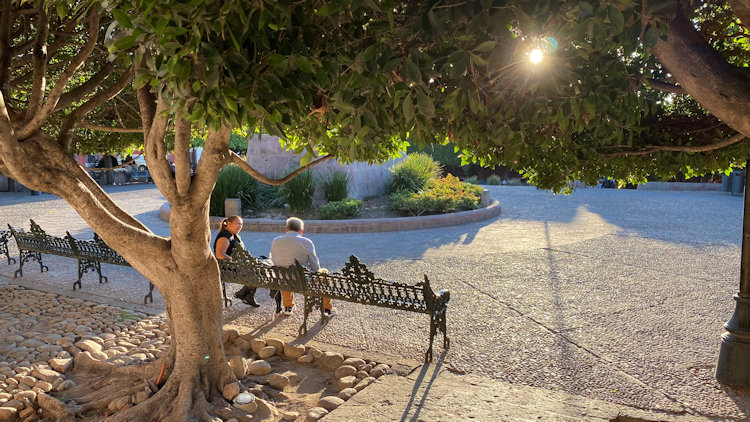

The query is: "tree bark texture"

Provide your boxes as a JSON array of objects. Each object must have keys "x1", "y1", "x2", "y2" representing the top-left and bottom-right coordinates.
[{"x1": 652, "y1": 5, "x2": 750, "y2": 139}]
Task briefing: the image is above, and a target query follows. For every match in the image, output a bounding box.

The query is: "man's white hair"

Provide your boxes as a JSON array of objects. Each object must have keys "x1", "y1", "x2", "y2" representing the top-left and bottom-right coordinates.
[{"x1": 286, "y1": 217, "x2": 304, "y2": 232}]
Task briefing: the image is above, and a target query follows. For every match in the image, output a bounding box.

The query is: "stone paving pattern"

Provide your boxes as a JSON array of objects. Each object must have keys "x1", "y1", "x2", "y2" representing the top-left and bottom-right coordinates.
[{"x1": 0, "y1": 185, "x2": 748, "y2": 420}]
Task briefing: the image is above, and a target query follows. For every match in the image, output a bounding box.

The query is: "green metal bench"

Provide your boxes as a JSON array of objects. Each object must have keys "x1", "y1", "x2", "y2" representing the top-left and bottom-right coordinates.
[
  {"x1": 0, "y1": 230, "x2": 16, "y2": 265},
  {"x1": 219, "y1": 248, "x2": 450, "y2": 362},
  {"x1": 65, "y1": 232, "x2": 130, "y2": 291},
  {"x1": 8, "y1": 220, "x2": 154, "y2": 303}
]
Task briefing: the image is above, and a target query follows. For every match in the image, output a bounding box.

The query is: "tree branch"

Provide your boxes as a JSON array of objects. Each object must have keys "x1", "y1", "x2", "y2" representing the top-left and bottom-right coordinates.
[
  {"x1": 173, "y1": 116, "x2": 191, "y2": 197},
  {"x1": 135, "y1": 57, "x2": 156, "y2": 136},
  {"x1": 142, "y1": 96, "x2": 177, "y2": 203},
  {"x1": 0, "y1": 90, "x2": 16, "y2": 146},
  {"x1": 75, "y1": 123, "x2": 143, "y2": 133},
  {"x1": 12, "y1": 19, "x2": 78, "y2": 68},
  {"x1": 24, "y1": 3, "x2": 49, "y2": 123},
  {"x1": 599, "y1": 132, "x2": 747, "y2": 158},
  {"x1": 646, "y1": 78, "x2": 686, "y2": 95},
  {"x1": 0, "y1": 0, "x2": 12, "y2": 101},
  {"x1": 230, "y1": 150, "x2": 333, "y2": 185},
  {"x1": 17, "y1": 10, "x2": 100, "y2": 139},
  {"x1": 651, "y1": 5, "x2": 750, "y2": 138},
  {"x1": 189, "y1": 125, "x2": 232, "y2": 205},
  {"x1": 57, "y1": 67, "x2": 134, "y2": 150},
  {"x1": 55, "y1": 61, "x2": 116, "y2": 112}
]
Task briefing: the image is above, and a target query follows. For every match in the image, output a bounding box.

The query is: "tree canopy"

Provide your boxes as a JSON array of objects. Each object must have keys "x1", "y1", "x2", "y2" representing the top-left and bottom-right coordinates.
[{"x1": 108, "y1": 0, "x2": 750, "y2": 191}]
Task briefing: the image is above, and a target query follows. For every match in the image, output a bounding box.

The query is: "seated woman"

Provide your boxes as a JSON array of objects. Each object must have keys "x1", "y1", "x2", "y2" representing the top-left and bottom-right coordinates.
[{"x1": 213, "y1": 215, "x2": 259, "y2": 307}]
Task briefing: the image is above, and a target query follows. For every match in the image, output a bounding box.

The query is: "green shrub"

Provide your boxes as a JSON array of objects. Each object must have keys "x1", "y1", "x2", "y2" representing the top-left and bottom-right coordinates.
[
  {"x1": 487, "y1": 174, "x2": 502, "y2": 185},
  {"x1": 388, "y1": 153, "x2": 442, "y2": 193},
  {"x1": 505, "y1": 178, "x2": 525, "y2": 186},
  {"x1": 464, "y1": 175, "x2": 479, "y2": 185},
  {"x1": 210, "y1": 164, "x2": 258, "y2": 216},
  {"x1": 316, "y1": 198, "x2": 363, "y2": 219},
  {"x1": 256, "y1": 182, "x2": 285, "y2": 210},
  {"x1": 283, "y1": 170, "x2": 315, "y2": 213},
  {"x1": 321, "y1": 170, "x2": 350, "y2": 202},
  {"x1": 389, "y1": 174, "x2": 482, "y2": 216}
]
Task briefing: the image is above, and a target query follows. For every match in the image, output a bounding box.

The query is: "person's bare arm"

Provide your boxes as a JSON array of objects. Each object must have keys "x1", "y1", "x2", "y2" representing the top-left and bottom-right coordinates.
[{"x1": 215, "y1": 237, "x2": 231, "y2": 260}]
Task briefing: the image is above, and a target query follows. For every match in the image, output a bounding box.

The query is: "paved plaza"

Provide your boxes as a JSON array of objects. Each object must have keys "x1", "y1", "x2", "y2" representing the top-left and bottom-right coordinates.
[{"x1": 1, "y1": 184, "x2": 749, "y2": 419}]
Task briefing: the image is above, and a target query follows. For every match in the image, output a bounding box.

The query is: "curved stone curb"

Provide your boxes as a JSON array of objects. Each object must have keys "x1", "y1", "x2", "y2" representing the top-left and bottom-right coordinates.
[{"x1": 159, "y1": 200, "x2": 501, "y2": 233}]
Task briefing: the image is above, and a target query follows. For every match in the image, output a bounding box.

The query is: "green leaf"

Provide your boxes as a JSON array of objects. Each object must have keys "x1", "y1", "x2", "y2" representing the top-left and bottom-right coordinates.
[
  {"x1": 403, "y1": 94, "x2": 414, "y2": 121},
  {"x1": 111, "y1": 34, "x2": 137, "y2": 52},
  {"x1": 473, "y1": 41, "x2": 496, "y2": 53},
  {"x1": 295, "y1": 56, "x2": 315, "y2": 73},
  {"x1": 133, "y1": 72, "x2": 152, "y2": 89},
  {"x1": 55, "y1": 3, "x2": 68, "y2": 19},
  {"x1": 300, "y1": 151, "x2": 313, "y2": 166},
  {"x1": 608, "y1": 6, "x2": 624, "y2": 34},
  {"x1": 469, "y1": 53, "x2": 487, "y2": 67},
  {"x1": 227, "y1": 28, "x2": 241, "y2": 52},
  {"x1": 643, "y1": 25, "x2": 659, "y2": 48},
  {"x1": 206, "y1": 70, "x2": 220, "y2": 90},
  {"x1": 317, "y1": 5, "x2": 337, "y2": 16},
  {"x1": 405, "y1": 60, "x2": 421, "y2": 83},
  {"x1": 156, "y1": 18, "x2": 169, "y2": 36},
  {"x1": 362, "y1": 44, "x2": 378, "y2": 61},
  {"x1": 112, "y1": 9, "x2": 133, "y2": 29},
  {"x1": 416, "y1": 91, "x2": 435, "y2": 118}
]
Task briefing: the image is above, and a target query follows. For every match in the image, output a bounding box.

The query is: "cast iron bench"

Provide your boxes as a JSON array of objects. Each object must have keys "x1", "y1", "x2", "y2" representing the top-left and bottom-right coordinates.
[
  {"x1": 219, "y1": 248, "x2": 450, "y2": 362},
  {"x1": 0, "y1": 230, "x2": 16, "y2": 265},
  {"x1": 7, "y1": 220, "x2": 154, "y2": 303}
]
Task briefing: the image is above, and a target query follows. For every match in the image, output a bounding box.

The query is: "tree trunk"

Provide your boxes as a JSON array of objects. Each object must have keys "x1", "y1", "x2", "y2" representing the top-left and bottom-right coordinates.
[{"x1": 102, "y1": 262, "x2": 237, "y2": 422}]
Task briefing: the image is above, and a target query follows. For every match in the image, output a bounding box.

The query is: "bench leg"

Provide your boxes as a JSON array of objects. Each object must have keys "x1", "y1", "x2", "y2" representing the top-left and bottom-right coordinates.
[
  {"x1": 144, "y1": 282, "x2": 154, "y2": 304},
  {"x1": 75, "y1": 259, "x2": 106, "y2": 290},
  {"x1": 15, "y1": 250, "x2": 46, "y2": 278},
  {"x1": 0, "y1": 242, "x2": 15, "y2": 265},
  {"x1": 426, "y1": 314, "x2": 436, "y2": 363},
  {"x1": 37, "y1": 252, "x2": 48, "y2": 273},
  {"x1": 97, "y1": 262, "x2": 108, "y2": 283},
  {"x1": 74, "y1": 259, "x2": 84, "y2": 290},
  {"x1": 222, "y1": 281, "x2": 232, "y2": 308},
  {"x1": 298, "y1": 295, "x2": 312, "y2": 336},
  {"x1": 442, "y1": 310, "x2": 450, "y2": 349},
  {"x1": 13, "y1": 251, "x2": 25, "y2": 278}
]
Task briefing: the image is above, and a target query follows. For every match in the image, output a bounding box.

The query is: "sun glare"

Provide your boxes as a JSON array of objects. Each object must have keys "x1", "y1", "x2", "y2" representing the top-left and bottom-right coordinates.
[{"x1": 529, "y1": 49, "x2": 543, "y2": 64}]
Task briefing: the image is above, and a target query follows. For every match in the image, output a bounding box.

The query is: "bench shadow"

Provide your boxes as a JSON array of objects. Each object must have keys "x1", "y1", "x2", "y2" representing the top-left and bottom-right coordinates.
[
  {"x1": 400, "y1": 350, "x2": 446, "y2": 422},
  {"x1": 245, "y1": 315, "x2": 286, "y2": 338},
  {"x1": 294, "y1": 318, "x2": 328, "y2": 342}
]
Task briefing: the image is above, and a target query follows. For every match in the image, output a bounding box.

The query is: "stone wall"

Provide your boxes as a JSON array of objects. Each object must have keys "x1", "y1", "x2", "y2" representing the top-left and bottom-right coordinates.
[
  {"x1": 245, "y1": 134, "x2": 400, "y2": 200},
  {"x1": 636, "y1": 182, "x2": 721, "y2": 191}
]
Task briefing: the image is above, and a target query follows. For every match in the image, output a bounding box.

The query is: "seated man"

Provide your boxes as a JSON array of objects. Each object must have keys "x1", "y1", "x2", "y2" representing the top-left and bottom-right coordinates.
[{"x1": 270, "y1": 217, "x2": 334, "y2": 316}]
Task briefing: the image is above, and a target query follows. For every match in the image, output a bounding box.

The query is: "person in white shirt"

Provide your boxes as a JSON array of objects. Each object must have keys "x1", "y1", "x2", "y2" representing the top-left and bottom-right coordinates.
[{"x1": 270, "y1": 217, "x2": 333, "y2": 316}]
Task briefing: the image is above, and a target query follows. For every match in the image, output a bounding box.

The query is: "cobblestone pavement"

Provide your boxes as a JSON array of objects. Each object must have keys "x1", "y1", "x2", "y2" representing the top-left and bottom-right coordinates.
[{"x1": 0, "y1": 185, "x2": 748, "y2": 419}]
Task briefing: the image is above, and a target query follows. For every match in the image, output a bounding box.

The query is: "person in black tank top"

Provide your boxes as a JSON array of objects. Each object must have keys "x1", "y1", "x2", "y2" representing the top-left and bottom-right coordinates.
[{"x1": 214, "y1": 216, "x2": 258, "y2": 307}]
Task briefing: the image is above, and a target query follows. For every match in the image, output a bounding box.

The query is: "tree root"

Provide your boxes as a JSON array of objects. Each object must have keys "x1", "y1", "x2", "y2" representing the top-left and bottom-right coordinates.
[
  {"x1": 100, "y1": 370, "x2": 250, "y2": 422},
  {"x1": 73, "y1": 344, "x2": 176, "y2": 390}
]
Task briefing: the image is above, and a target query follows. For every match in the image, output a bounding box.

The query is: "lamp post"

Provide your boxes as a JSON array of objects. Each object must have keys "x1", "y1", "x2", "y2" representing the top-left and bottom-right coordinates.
[{"x1": 716, "y1": 160, "x2": 750, "y2": 386}]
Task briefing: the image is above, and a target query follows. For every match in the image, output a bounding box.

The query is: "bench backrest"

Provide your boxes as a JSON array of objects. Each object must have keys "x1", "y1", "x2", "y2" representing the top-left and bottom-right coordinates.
[
  {"x1": 219, "y1": 249, "x2": 307, "y2": 292},
  {"x1": 222, "y1": 249, "x2": 445, "y2": 314},
  {"x1": 66, "y1": 232, "x2": 129, "y2": 266},
  {"x1": 8, "y1": 220, "x2": 76, "y2": 258}
]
